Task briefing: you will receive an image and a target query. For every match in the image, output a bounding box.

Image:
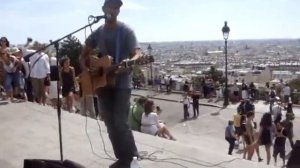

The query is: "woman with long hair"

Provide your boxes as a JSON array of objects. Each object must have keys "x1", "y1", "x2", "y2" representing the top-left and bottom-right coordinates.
[
  {"x1": 0, "y1": 37, "x2": 10, "y2": 49},
  {"x1": 141, "y1": 100, "x2": 175, "y2": 140},
  {"x1": 256, "y1": 112, "x2": 274, "y2": 165},
  {"x1": 59, "y1": 57, "x2": 76, "y2": 112}
]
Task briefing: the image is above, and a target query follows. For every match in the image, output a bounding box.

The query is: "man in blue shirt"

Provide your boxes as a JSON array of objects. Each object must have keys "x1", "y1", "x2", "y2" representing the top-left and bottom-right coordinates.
[{"x1": 80, "y1": 0, "x2": 140, "y2": 167}]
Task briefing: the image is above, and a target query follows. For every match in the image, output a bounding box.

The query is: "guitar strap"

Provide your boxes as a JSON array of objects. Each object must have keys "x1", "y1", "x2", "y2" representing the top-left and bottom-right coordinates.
[
  {"x1": 115, "y1": 25, "x2": 124, "y2": 64},
  {"x1": 29, "y1": 53, "x2": 44, "y2": 78}
]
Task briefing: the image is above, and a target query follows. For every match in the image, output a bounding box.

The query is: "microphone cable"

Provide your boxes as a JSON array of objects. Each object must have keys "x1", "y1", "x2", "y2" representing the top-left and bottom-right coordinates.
[
  {"x1": 87, "y1": 15, "x2": 95, "y2": 33},
  {"x1": 85, "y1": 115, "x2": 116, "y2": 161}
]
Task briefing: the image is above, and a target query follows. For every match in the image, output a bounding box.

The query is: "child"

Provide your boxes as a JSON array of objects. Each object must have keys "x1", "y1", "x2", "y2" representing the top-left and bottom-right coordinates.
[
  {"x1": 183, "y1": 94, "x2": 190, "y2": 120},
  {"x1": 273, "y1": 122, "x2": 287, "y2": 167}
]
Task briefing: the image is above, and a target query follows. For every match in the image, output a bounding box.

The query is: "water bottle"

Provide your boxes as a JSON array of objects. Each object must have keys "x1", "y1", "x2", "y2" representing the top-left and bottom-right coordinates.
[{"x1": 130, "y1": 156, "x2": 140, "y2": 168}]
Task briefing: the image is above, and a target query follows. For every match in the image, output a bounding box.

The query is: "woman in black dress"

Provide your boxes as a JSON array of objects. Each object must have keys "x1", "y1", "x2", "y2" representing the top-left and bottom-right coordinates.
[
  {"x1": 257, "y1": 112, "x2": 274, "y2": 165},
  {"x1": 60, "y1": 57, "x2": 76, "y2": 112}
]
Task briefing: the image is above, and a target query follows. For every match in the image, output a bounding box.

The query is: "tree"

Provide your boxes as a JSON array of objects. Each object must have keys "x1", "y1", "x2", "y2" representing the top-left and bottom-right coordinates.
[
  {"x1": 132, "y1": 66, "x2": 145, "y2": 83},
  {"x1": 204, "y1": 66, "x2": 224, "y2": 82},
  {"x1": 289, "y1": 78, "x2": 300, "y2": 91},
  {"x1": 59, "y1": 36, "x2": 83, "y2": 75},
  {"x1": 289, "y1": 78, "x2": 300, "y2": 104}
]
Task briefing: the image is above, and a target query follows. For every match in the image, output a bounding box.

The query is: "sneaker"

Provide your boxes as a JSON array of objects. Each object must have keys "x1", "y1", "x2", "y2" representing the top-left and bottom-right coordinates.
[{"x1": 170, "y1": 137, "x2": 177, "y2": 141}]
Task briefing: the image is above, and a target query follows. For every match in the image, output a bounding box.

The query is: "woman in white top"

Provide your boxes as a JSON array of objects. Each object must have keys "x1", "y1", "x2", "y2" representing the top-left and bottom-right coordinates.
[
  {"x1": 141, "y1": 100, "x2": 176, "y2": 140},
  {"x1": 0, "y1": 48, "x2": 21, "y2": 102}
]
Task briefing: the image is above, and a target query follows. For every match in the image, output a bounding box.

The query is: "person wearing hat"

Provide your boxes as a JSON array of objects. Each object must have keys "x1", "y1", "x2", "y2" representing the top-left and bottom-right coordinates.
[{"x1": 79, "y1": 0, "x2": 140, "y2": 167}]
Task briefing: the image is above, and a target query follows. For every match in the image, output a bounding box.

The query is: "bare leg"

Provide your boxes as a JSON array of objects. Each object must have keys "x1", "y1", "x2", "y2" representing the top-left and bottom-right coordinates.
[
  {"x1": 7, "y1": 90, "x2": 14, "y2": 102},
  {"x1": 247, "y1": 145, "x2": 254, "y2": 160},
  {"x1": 288, "y1": 136, "x2": 294, "y2": 149},
  {"x1": 159, "y1": 124, "x2": 175, "y2": 140},
  {"x1": 67, "y1": 92, "x2": 74, "y2": 112},
  {"x1": 256, "y1": 144, "x2": 263, "y2": 161},
  {"x1": 254, "y1": 132, "x2": 263, "y2": 162},
  {"x1": 243, "y1": 146, "x2": 248, "y2": 159},
  {"x1": 265, "y1": 145, "x2": 271, "y2": 165}
]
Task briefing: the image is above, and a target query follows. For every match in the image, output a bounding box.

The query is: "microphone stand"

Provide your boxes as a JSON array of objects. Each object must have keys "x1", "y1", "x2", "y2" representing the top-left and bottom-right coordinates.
[{"x1": 28, "y1": 17, "x2": 103, "y2": 162}]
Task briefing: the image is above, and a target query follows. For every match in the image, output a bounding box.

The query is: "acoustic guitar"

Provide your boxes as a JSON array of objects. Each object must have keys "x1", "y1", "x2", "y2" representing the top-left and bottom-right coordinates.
[{"x1": 79, "y1": 54, "x2": 154, "y2": 96}]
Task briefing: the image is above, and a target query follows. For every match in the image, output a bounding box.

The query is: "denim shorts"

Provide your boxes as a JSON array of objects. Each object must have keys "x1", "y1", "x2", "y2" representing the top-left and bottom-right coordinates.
[{"x1": 4, "y1": 72, "x2": 20, "y2": 91}]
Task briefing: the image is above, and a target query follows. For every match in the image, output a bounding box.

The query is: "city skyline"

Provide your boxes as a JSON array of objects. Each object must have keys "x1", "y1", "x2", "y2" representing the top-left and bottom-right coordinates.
[{"x1": 2, "y1": 0, "x2": 300, "y2": 44}]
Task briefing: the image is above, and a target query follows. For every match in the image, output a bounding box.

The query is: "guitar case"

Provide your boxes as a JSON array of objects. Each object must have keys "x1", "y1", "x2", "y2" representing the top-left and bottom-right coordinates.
[{"x1": 23, "y1": 159, "x2": 85, "y2": 168}]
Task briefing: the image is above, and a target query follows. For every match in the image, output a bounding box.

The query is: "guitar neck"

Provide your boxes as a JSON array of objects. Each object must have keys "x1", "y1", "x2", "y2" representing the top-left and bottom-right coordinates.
[{"x1": 105, "y1": 61, "x2": 134, "y2": 74}]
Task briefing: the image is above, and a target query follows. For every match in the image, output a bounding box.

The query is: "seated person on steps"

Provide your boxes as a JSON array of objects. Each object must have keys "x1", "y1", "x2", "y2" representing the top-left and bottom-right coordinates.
[
  {"x1": 140, "y1": 100, "x2": 176, "y2": 141},
  {"x1": 128, "y1": 96, "x2": 147, "y2": 131}
]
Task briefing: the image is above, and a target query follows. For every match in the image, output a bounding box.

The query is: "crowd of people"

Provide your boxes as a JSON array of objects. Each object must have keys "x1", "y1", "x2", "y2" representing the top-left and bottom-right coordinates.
[
  {"x1": 1, "y1": 1, "x2": 299, "y2": 166},
  {"x1": 0, "y1": 37, "x2": 96, "y2": 117},
  {"x1": 226, "y1": 94, "x2": 295, "y2": 167}
]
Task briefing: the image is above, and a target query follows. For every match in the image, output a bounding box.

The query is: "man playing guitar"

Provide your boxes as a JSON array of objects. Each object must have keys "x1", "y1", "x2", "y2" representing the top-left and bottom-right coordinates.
[{"x1": 79, "y1": 0, "x2": 140, "y2": 168}]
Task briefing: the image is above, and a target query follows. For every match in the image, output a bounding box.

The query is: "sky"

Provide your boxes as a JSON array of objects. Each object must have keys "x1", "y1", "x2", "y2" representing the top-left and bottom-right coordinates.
[{"x1": 1, "y1": 0, "x2": 300, "y2": 44}]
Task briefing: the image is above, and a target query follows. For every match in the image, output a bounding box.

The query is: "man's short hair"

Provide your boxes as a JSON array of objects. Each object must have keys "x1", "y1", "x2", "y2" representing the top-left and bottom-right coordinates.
[{"x1": 104, "y1": 0, "x2": 123, "y2": 7}]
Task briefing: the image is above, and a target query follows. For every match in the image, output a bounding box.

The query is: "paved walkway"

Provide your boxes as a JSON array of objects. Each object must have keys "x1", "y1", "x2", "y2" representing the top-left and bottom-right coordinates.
[
  {"x1": 132, "y1": 89, "x2": 224, "y2": 108},
  {"x1": 132, "y1": 89, "x2": 300, "y2": 118}
]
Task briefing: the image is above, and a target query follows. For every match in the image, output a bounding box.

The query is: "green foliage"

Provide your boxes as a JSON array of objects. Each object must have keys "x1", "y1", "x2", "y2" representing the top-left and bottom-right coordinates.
[
  {"x1": 59, "y1": 36, "x2": 82, "y2": 75},
  {"x1": 204, "y1": 66, "x2": 224, "y2": 82},
  {"x1": 132, "y1": 66, "x2": 145, "y2": 83},
  {"x1": 288, "y1": 78, "x2": 300, "y2": 104},
  {"x1": 289, "y1": 78, "x2": 300, "y2": 91},
  {"x1": 191, "y1": 76, "x2": 203, "y2": 91}
]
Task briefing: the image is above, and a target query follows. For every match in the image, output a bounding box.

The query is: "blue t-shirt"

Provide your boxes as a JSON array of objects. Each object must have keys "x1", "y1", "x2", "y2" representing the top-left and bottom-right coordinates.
[{"x1": 85, "y1": 21, "x2": 138, "y2": 88}]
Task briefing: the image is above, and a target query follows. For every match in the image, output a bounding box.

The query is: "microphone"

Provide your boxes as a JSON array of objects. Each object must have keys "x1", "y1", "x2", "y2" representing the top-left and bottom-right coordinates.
[{"x1": 89, "y1": 14, "x2": 112, "y2": 21}]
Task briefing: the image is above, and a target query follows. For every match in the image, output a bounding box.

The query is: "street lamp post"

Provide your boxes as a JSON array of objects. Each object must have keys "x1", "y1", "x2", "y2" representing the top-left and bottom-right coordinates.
[
  {"x1": 222, "y1": 21, "x2": 230, "y2": 106},
  {"x1": 147, "y1": 44, "x2": 153, "y2": 88}
]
